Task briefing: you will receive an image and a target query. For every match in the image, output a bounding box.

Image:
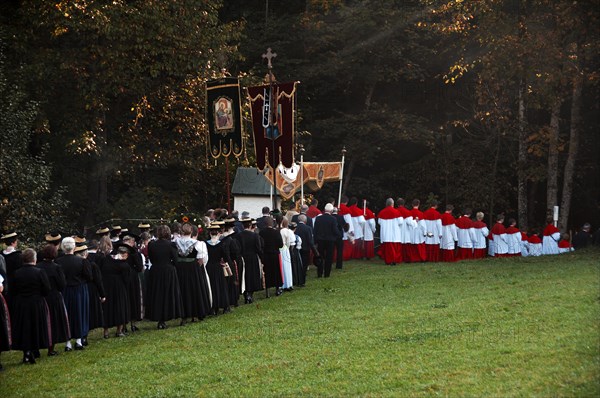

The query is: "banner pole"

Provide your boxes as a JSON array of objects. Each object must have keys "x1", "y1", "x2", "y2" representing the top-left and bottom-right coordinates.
[
  {"x1": 226, "y1": 156, "x2": 231, "y2": 213},
  {"x1": 300, "y1": 144, "x2": 305, "y2": 206},
  {"x1": 337, "y1": 146, "x2": 347, "y2": 207}
]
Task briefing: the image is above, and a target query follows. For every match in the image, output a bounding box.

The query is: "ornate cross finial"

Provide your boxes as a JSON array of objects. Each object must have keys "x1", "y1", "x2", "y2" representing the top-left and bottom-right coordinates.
[{"x1": 262, "y1": 48, "x2": 277, "y2": 69}]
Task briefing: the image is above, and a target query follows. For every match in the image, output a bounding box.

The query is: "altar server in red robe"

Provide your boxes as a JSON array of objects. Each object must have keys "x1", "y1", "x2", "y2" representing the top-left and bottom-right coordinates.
[
  {"x1": 338, "y1": 196, "x2": 355, "y2": 261},
  {"x1": 423, "y1": 200, "x2": 442, "y2": 262},
  {"x1": 440, "y1": 205, "x2": 458, "y2": 262},
  {"x1": 363, "y1": 201, "x2": 377, "y2": 260},
  {"x1": 408, "y1": 199, "x2": 426, "y2": 262},
  {"x1": 527, "y1": 232, "x2": 542, "y2": 256},
  {"x1": 542, "y1": 217, "x2": 560, "y2": 255},
  {"x1": 377, "y1": 198, "x2": 402, "y2": 265},
  {"x1": 505, "y1": 218, "x2": 522, "y2": 256},
  {"x1": 491, "y1": 214, "x2": 508, "y2": 257},
  {"x1": 348, "y1": 197, "x2": 366, "y2": 259},
  {"x1": 471, "y1": 212, "x2": 489, "y2": 259},
  {"x1": 455, "y1": 208, "x2": 475, "y2": 261}
]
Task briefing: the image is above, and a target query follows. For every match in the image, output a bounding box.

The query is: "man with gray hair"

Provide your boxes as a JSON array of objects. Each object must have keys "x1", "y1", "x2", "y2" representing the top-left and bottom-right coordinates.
[{"x1": 292, "y1": 204, "x2": 313, "y2": 228}]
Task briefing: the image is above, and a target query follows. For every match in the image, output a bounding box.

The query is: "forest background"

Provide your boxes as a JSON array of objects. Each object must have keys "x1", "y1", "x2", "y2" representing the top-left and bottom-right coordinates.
[{"x1": 0, "y1": 0, "x2": 598, "y2": 242}]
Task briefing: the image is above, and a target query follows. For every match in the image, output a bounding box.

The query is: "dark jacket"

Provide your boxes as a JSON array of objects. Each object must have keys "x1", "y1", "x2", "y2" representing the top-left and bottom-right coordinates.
[
  {"x1": 314, "y1": 213, "x2": 343, "y2": 242},
  {"x1": 295, "y1": 222, "x2": 317, "y2": 253}
]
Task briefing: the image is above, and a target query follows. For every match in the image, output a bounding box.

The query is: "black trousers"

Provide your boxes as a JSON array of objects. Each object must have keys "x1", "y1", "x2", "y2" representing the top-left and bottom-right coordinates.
[
  {"x1": 335, "y1": 238, "x2": 344, "y2": 269},
  {"x1": 317, "y1": 240, "x2": 335, "y2": 277}
]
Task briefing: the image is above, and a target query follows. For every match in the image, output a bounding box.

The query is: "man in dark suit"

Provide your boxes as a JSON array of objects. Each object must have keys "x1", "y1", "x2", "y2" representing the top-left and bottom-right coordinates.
[
  {"x1": 256, "y1": 207, "x2": 271, "y2": 232},
  {"x1": 313, "y1": 204, "x2": 342, "y2": 278},
  {"x1": 295, "y1": 214, "x2": 318, "y2": 286}
]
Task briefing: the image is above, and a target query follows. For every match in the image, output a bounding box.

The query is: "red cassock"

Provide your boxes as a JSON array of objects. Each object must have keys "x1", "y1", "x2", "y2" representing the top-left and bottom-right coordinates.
[
  {"x1": 505, "y1": 226, "x2": 521, "y2": 257},
  {"x1": 407, "y1": 208, "x2": 426, "y2": 263},
  {"x1": 398, "y1": 206, "x2": 412, "y2": 262},
  {"x1": 377, "y1": 206, "x2": 401, "y2": 264},
  {"x1": 491, "y1": 222, "x2": 507, "y2": 257},
  {"x1": 543, "y1": 224, "x2": 560, "y2": 237},
  {"x1": 455, "y1": 216, "x2": 473, "y2": 261},
  {"x1": 306, "y1": 205, "x2": 321, "y2": 219},
  {"x1": 440, "y1": 213, "x2": 457, "y2": 262},
  {"x1": 349, "y1": 204, "x2": 365, "y2": 259},
  {"x1": 338, "y1": 204, "x2": 354, "y2": 261},
  {"x1": 422, "y1": 207, "x2": 441, "y2": 262},
  {"x1": 472, "y1": 220, "x2": 488, "y2": 259},
  {"x1": 364, "y1": 208, "x2": 376, "y2": 259}
]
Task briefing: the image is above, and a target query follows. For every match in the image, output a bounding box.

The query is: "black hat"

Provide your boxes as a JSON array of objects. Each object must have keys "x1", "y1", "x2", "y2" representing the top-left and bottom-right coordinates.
[
  {"x1": 121, "y1": 232, "x2": 140, "y2": 243},
  {"x1": 111, "y1": 242, "x2": 136, "y2": 256}
]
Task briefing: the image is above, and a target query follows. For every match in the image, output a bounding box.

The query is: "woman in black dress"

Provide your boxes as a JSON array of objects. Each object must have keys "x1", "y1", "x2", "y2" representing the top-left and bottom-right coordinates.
[
  {"x1": 205, "y1": 224, "x2": 231, "y2": 315},
  {"x1": 37, "y1": 244, "x2": 70, "y2": 356},
  {"x1": 238, "y1": 218, "x2": 264, "y2": 304},
  {"x1": 99, "y1": 242, "x2": 131, "y2": 338},
  {"x1": 75, "y1": 243, "x2": 105, "y2": 346},
  {"x1": 0, "y1": 273, "x2": 11, "y2": 371},
  {"x1": 146, "y1": 225, "x2": 183, "y2": 329},
  {"x1": 258, "y1": 217, "x2": 284, "y2": 297},
  {"x1": 56, "y1": 237, "x2": 92, "y2": 351},
  {"x1": 174, "y1": 223, "x2": 210, "y2": 324},
  {"x1": 10, "y1": 249, "x2": 51, "y2": 364},
  {"x1": 121, "y1": 235, "x2": 144, "y2": 332}
]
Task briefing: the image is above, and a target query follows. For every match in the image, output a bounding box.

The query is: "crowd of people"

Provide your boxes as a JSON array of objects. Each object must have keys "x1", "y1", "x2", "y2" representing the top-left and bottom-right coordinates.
[{"x1": 0, "y1": 195, "x2": 597, "y2": 369}]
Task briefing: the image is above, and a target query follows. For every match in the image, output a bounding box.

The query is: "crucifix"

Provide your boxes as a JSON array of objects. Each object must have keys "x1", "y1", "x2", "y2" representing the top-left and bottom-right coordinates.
[{"x1": 262, "y1": 47, "x2": 277, "y2": 70}]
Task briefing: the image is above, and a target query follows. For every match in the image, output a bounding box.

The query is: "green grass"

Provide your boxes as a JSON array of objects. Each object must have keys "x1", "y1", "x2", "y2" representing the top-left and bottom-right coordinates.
[{"x1": 1, "y1": 250, "x2": 599, "y2": 397}]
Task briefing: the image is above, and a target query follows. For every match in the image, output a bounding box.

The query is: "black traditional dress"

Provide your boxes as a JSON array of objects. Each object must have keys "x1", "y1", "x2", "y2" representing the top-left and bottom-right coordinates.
[
  {"x1": 174, "y1": 237, "x2": 210, "y2": 320},
  {"x1": 10, "y1": 265, "x2": 51, "y2": 352},
  {"x1": 99, "y1": 255, "x2": 130, "y2": 328},
  {"x1": 0, "y1": 275, "x2": 11, "y2": 354},
  {"x1": 290, "y1": 234, "x2": 304, "y2": 287},
  {"x1": 127, "y1": 250, "x2": 144, "y2": 322},
  {"x1": 87, "y1": 257, "x2": 106, "y2": 331},
  {"x1": 205, "y1": 239, "x2": 230, "y2": 313},
  {"x1": 37, "y1": 260, "x2": 71, "y2": 344},
  {"x1": 146, "y1": 239, "x2": 183, "y2": 322},
  {"x1": 2, "y1": 249, "x2": 22, "y2": 299},
  {"x1": 238, "y1": 230, "x2": 264, "y2": 294},
  {"x1": 55, "y1": 254, "x2": 92, "y2": 339},
  {"x1": 259, "y1": 227, "x2": 284, "y2": 289},
  {"x1": 221, "y1": 233, "x2": 242, "y2": 307}
]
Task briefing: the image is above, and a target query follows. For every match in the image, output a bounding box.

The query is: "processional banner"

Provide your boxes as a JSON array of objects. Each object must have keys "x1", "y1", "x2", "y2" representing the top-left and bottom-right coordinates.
[
  {"x1": 263, "y1": 162, "x2": 342, "y2": 200},
  {"x1": 247, "y1": 82, "x2": 298, "y2": 170},
  {"x1": 206, "y1": 77, "x2": 243, "y2": 158}
]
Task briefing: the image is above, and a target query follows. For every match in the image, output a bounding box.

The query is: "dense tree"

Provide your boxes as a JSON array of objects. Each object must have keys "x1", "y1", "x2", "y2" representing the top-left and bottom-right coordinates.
[{"x1": 0, "y1": 31, "x2": 71, "y2": 241}]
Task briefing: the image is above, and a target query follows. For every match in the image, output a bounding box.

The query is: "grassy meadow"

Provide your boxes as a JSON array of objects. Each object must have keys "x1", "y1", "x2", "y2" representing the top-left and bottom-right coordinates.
[{"x1": 1, "y1": 250, "x2": 599, "y2": 397}]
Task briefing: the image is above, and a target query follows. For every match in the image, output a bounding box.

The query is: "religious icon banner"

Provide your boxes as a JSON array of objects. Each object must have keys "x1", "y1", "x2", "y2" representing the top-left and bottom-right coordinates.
[
  {"x1": 206, "y1": 77, "x2": 244, "y2": 158},
  {"x1": 262, "y1": 161, "x2": 342, "y2": 200},
  {"x1": 247, "y1": 81, "x2": 298, "y2": 171}
]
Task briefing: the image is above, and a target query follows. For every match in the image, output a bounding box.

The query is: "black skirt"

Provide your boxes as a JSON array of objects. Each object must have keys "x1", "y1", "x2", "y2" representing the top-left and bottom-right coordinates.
[
  {"x1": 290, "y1": 247, "x2": 304, "y2": 286},
  {"x1": 175, "y1": 259, "x2": 210, "y2": 319},
  {"x1": 128, "y1": 272, "x2": 143, "y2": 322},
  {"x1": 102, "y1": 275, "x2": 130, "y2": 328},
  {"x1": 145, "y1": 264, "x2": 183, "y2": 322},
  {"x1": 10, "y1": 295, "x2": 51, "y2": 351},
  {"x1": 45, "y1": 290, "x2": 71, "y2": 343},
  {"x1": 242, "y1": 254, "x2": 263, "y2": 293},
  {"x1": 206, "y1": 260, "x2": 229, "y2": 312},
  {"x1": 262, "y1": 252, "x2": 282, "y2": 289},
  {"x1": 0, "y1": 293, "x2": 11, "y2": 352},
  {"x1": 87, "y1": 282, "x2": 104, "y2": 331}
]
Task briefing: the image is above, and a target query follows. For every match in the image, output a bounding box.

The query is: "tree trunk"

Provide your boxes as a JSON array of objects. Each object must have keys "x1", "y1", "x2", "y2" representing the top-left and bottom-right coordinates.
[
  {"x1": 342, "y1": 158, "x2": 355, "y2": 194},
  {"x1": 546, "y1": 97, "x2": 561, "y2": 214},
  {"x1": 488, "y1": 127, "x2": 501, "y2": 226},
  {"x1": 517, "y1": 81, "x2": 528, "y2": 230},
  {"x1": 559, "y1": 70, "x2": 582, "y2": 230}
]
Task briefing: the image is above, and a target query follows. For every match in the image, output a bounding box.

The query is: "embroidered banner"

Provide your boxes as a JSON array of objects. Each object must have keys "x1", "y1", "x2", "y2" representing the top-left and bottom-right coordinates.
[
  {"x1": 247, "y1": 82, "x2": 298, "y2": 171},
  {"x1": 263, "y1": 162, "x2": 342, "y2": 200},
  {"x1": 206, "y1": 77, "x2": 243, "y2": 158}
]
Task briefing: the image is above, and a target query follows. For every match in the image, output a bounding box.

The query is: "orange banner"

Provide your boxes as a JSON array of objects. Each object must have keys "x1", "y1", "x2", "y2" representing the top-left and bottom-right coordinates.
[{"x1": 263, "y1": 162, "x2": 342, "y2": 200}]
